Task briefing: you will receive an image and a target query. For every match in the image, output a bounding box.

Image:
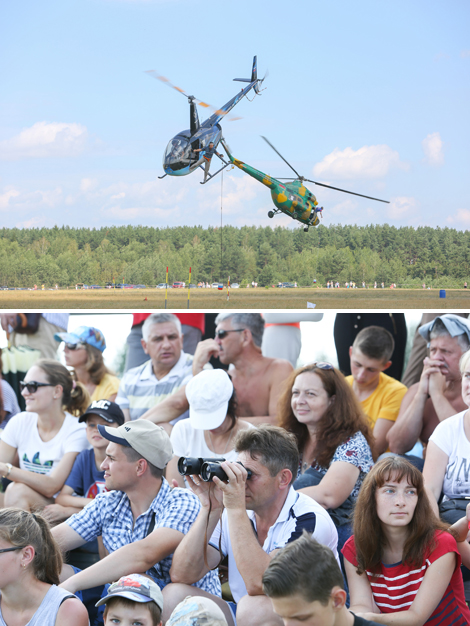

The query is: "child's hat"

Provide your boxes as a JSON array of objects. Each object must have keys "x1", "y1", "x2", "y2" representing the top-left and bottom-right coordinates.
[{"x1": 95, "y1": 573, "x2": 163, "y2": 611}]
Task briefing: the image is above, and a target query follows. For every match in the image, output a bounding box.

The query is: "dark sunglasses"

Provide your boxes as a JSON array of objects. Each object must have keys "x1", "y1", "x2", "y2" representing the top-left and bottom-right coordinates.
[
  {"x1": 313, "y1": 361, "x2": 334, "y2": 370},
  {"x1": 0, "y1": 546, "x2": 27, "y2": 554},
  {"x1": 65, "y1": 342, "x2": 86, "y2": 350},
  {"x1": 19, "y1": 381, "x2": 54, "y2": 394},
  {"x1": 215, "y1": 329, "x2": 246, "y2": 339}
]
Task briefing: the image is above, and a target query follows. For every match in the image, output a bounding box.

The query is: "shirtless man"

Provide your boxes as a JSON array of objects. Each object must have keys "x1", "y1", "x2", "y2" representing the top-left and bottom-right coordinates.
[
  {"x1": 387, "y1": 314, "x2": 470, "y2": 456},
  {"x1": 142, "y1": 313, "x2": 293, "y2": 427}
]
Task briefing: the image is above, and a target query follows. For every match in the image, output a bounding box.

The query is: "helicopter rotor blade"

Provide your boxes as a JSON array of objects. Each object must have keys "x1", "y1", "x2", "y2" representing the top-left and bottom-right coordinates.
[
  {"x1": 303, "y1": 179, "x2": 389, "y2": 203},
  {"x1": 261, "y1": 136, "x2": 302, "y2": 179},
  {"x1": 145, "y1": 70, "x2": 241, "y2": 121}
]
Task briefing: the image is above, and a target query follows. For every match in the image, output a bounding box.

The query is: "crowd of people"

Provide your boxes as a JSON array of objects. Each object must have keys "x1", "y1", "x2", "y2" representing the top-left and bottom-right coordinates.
[{"x1": 0, "y1": 311, "x2": 470, "y2": 625}]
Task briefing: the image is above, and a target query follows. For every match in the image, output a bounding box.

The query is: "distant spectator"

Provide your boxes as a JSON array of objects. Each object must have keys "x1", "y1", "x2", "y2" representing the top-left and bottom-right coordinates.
[
  {"x1": 278, "y1": 362, "x2": 373, "y2": 550},
  {"x1": 0, "y1": 313, "x2": 69, "y2": 360},
  {"x1": 55, "y1": 326, "x2": 120, "y2": 402},
  {"x1": 0, "y1": 509, "x2": 88, "y2": 626},
  {"x1": 346, "y1": 326, "x2": 408, "y2": 459},
  {"x1": 166, "y1": 369, "x2": 253, "y2": 488},
  {"x1": 116, "y1": 313, "x2": 193, "y2": 423},
  {"x1": 0, "y1": 359, "x2": 89, "y2": 511},
  {"x1": 387, "y1": 315, "x2": 470, "y2": 458}
]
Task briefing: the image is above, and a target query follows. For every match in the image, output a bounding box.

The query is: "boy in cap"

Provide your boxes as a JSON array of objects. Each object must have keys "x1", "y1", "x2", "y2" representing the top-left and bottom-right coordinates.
[
  {"x1": 97, "y1": 573, "x2": 163, "y2": 626},
  {"x1": 53, "y1": 420, "x2": 220, "y2": 598}
]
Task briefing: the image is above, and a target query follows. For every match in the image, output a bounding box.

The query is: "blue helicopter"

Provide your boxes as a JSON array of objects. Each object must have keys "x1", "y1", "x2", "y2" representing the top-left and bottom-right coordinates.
[{"x1": 146, "y1": 56, "x2": 265, "y2": 183}]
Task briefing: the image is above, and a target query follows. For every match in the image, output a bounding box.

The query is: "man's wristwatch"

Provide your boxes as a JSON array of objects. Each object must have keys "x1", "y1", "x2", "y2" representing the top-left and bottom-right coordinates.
[{"x1": 3, "y1": 463, "x2": 12, "y2": 478}]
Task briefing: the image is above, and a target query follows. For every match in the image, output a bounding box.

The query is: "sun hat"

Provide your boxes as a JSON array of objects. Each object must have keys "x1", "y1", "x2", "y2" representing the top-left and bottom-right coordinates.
[
  {"x1": 54, "y1": 325, "x2": 106, "y2": 352},
  {"x1": 419, "y1": 314, "x2": 470, "y2": 344},
  {"x1": 95, "y1": 573, "x2": 163, "y2": 611},
  {"x1": 185, "y1": 369, "x2": 234, "y2": 430},
  {"x1": 167, "y1": 595, "x2": 228, "y2": 626},
  {"x1": 98, "y1": 420, "x2": 173, "y2": 469}
]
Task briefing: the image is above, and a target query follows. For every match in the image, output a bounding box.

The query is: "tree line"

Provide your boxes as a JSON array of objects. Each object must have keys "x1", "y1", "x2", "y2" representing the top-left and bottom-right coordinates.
[{"x1": 1, "y1": 223, "x2": 469, "y2": 288}]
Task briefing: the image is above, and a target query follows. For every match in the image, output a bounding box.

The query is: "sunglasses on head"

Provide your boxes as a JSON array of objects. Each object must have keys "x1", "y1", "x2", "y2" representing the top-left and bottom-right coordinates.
[
  {"x1": 215, "y1": 329, "x2": 246, "y2": 340},
  {"x1": 65, "y1": 342, "x2": 86, "y2": 350},
  {"x1": 0, "y1": 546, "x2": 27, "y2": 555},
  {"x1": 313, "y1": 361, "x2": 334, "y2": 370},
  {"x1": 19, "y1": 381, "x2": 54, "y2": 394}
]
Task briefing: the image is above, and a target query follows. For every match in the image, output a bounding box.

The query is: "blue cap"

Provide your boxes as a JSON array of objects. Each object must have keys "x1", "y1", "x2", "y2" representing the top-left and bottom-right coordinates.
[{"x1": 54, "y1": 325, "x2": 106, "y2": 352}]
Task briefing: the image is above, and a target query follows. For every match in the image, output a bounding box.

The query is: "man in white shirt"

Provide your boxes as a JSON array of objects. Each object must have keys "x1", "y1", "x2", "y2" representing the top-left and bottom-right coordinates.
[
  {"x1": 116, "y1": 313, "x2": 193, "y2": 422},
  {"x1": 163, "y1": 425, "x2": 338, "y2": 626}
]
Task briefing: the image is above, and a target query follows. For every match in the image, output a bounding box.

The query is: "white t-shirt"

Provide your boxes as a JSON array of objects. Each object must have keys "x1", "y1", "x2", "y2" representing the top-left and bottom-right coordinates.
[
  {"x1": 209, "y1": 486, "x2": 339, "y2": 603},
  {"x1": 1, "y1": 412, "x2": 88, "y2": 474},
  {"x1": 170, "y1": 419, "x2": 255, "y2": 463},
  {"x1": 429, "y1": 410, "x2": 470, "y2": 499}
]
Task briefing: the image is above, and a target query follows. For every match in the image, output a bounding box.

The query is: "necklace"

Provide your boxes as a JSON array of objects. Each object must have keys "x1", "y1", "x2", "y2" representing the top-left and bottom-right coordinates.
[{"x1": 208, "y1": 427, "x2": 235, "y2": 455}]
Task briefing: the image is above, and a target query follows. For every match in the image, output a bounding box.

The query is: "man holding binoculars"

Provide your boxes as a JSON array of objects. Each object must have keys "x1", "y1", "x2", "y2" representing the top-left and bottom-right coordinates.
[{"x1": 163, "y1": 425, "x2": 339, "y2": 626}]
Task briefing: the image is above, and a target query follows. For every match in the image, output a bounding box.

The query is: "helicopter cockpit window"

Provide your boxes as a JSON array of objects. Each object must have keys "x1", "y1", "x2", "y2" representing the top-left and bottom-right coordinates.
[{"x1": 165, "y1": 137, "x2": 190, "y2": 162}]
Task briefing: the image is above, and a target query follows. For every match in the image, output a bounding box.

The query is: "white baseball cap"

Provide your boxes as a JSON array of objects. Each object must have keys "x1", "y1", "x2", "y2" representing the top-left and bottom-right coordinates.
[{"x1": 185, "y1": 369, "x2": 234, "y2": 430}]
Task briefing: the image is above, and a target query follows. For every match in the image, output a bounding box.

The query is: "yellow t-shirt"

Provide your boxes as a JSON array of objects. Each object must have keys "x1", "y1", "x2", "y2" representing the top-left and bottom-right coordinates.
[
  {"x1": 91, "y1": 373, "x2": 121, "y2": 402},
  {"x1": 346, "y1": 372, "x2": 407, "y2": 429}
]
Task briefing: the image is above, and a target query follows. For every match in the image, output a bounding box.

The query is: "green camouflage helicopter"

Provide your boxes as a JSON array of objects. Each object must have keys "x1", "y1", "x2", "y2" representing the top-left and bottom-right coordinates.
[{"x1": 221, "y1": 137, "x2": 389, "y2": 231}]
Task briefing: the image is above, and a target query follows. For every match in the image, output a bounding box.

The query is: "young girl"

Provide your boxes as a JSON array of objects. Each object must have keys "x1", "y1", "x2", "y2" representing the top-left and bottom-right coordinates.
[
  {"x1": 0, "y1": 360, "x2": 89, "y2": 511},
  {"x1": 342, "y1": 457, "x2": 470, "y2": 625},
  {"x1": 0, "y1": 508, "x2": 88, "y2": 626}
]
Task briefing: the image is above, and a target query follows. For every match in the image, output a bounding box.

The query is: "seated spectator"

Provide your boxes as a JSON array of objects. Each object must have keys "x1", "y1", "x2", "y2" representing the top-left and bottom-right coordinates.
[
  {"x1": 262, "y1": 531, "x2": 382, "y2": 626},
  {"x1": 0, "y1": 349, "x2": 20, "y2": 431},
  {"x1": 55, "y1": 325, "x2": 120, "y2": 402},
  {"x1": 0, "y1": 360, "x2": 89, "y2": 511},
  {"x1": 423, "y1": 348, "x2": 470, "y2": 523},
  {"x1": 166, "y1": 369, "x2": 254, "y2": 488},
  {"x1": 54, "y1": 420, "x2": 219, "y2": 598},
  {"x1": 163, "y1": 425, "x2": 339, "y2": 626},
  {"x1": 387, "y1": 315, "x2": 470, "y2": 459},
  {"x1": 96, "y1": 573, "x2": 163, "y2": 626},
  {"x1": 278, "y1": 362, "x2": 373, "y2": 549},
  {"x1": 1, "y1": 313, "x2": 69, "y2": 360},
  {"x1": 144, "y1": 313, "x2": 293, "y2": 427},
  {"x1": 167, "y1": 595, "x2": 228, "y2": 626},
  {"x1": 342, "y1": 457, "x2": 470, "y2": 624},
  {"x1": 346, "y1": 326, "x2": 407, "y2": 459},
  {"x1": 116, "y1": 313, "x2": 193, "y2": 423},
  {"x1": 42, "y1": 400, "x2": 125, "y2": 568},
  {"x1": 0, "y1": 508, "x2": 88, "y2": 625}
]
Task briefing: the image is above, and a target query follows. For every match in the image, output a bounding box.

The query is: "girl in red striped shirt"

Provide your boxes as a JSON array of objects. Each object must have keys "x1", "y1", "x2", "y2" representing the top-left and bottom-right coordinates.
[{"x1": 342, "y1": 457, "x2": 470, "y2": 625}]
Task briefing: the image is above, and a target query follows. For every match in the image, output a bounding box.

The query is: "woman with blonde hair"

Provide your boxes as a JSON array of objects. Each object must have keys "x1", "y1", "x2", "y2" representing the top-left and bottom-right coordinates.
[
  {"x1": 54, "y1": 326, "x2": 120, "y2": 402},
  {"x1": 342, "y1": 456, "x2": 470, "y2": 624},
  {"x1": 0, "y1": 360, "x2": 89, "y2": 511},
  {"x1": 0, "y1": 508, "x2": 88, "y2": 625}
]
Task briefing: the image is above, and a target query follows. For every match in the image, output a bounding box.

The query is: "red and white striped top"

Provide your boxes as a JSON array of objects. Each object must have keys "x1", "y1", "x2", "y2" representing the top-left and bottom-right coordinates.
[{"x1": 342, "y1": 531, "x2": 470, "y2": 625}]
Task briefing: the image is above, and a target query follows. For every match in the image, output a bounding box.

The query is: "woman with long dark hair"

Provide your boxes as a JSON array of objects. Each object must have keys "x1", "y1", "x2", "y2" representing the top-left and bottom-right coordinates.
[
  {"x1": 342, "y1": 456, "x2": 470, "y2": 624},
  {"x1": 0, "y1": 508, "x2": 88, "y2": 625},
  {"x1": 0, "y1": 360, "x2": 89, "y2": 511},
  {"x1": 278, "y1": 362, "x2": 373, "y2": 545}
]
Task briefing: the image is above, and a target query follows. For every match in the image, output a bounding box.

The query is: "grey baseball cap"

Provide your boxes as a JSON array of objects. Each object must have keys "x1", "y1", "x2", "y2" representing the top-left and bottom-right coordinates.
[{"x1": 98, "y1": 420, "x2": 173, "y2": 469}]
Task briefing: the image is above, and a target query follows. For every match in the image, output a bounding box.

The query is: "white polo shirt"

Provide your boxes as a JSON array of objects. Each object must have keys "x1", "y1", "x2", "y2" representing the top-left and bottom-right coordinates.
[
  {"x1": 116, "y1": 352, "x2": 193, "y2": 421},
  {"x1": 209, "y1": 486, "x2": 339, "y2": 603}
]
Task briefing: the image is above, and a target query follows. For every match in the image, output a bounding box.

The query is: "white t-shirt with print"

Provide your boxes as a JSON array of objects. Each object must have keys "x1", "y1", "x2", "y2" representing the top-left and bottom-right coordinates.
[
  {"x1": 1, "y1": 412, "x2": 88, "y2": 474},
  {"x1": 429, "y1": 410, "x2": 470, "y2": 499}
]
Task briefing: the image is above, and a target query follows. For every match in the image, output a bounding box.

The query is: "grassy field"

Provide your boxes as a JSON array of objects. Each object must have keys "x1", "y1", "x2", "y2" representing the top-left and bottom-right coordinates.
[{"x1": 1, "y1": 288, "x2": 469, "y2": 310}]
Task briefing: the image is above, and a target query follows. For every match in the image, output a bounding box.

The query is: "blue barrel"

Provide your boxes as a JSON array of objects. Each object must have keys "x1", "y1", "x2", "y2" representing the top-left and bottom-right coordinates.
[{"x1": 439, "y1": 289, "x2": 446, "y2": 298}]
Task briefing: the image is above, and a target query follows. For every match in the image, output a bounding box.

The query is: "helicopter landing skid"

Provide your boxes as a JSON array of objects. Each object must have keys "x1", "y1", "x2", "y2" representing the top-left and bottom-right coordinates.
[
  {"x1": 199, "y1": 154, "x2": 230, "y2": 184},
  {"x1": 158, "y1": 173, "x2": 167, "y2": 179}
]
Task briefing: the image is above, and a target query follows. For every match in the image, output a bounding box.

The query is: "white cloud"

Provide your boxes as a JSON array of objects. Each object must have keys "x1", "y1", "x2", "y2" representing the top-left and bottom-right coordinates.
[
  {"x1": 422, "y1": 132, "x2": 444, "y2": 166},
  {"x1": 80, "y1": 178, "x2": 98, "y2": 192},
  {"x1": 388, "y1": 196, "x2": 418, "y2": 219},
  {"x1": 447, "y1": 209, "x2": 470, "y2": 226},
  {"x1": 0, "y1": 122, "x2": 89, "y2": 160},
  {"x1": 0, "y1": 188, "x2": 20, "y2": 211},
  {"x1": 313, "y1": 145, "x2": 407, "y2": 180}
]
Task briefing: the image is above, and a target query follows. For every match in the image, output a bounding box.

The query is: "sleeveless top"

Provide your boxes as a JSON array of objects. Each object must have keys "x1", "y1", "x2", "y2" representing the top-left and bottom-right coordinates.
[{"x1": 0, "y1": 585, "x2": 77, "y2": 626}]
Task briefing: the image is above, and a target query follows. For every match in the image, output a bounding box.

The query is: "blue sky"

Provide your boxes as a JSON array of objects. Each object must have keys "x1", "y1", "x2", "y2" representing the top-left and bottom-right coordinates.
[{"x1": 1, "y1": 0, "x2": 469, "y2": 231}]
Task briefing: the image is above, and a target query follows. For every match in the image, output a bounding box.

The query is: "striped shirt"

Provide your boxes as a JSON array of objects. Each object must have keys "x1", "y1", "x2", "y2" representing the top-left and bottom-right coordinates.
[
  {"x1": 67, "y1": 478, "x2": 221, "y2": 595},
  {"x1": 342, "y1": 531, "x2": 470, "y2": 625},
  {"x1": 116, "y1": 352, "x2": 193, "y2": 421}
]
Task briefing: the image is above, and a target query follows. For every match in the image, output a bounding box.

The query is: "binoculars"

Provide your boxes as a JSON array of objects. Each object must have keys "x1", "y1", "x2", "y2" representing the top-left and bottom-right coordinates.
[{"x1": 177, "y1": 457, "x2": 252, "y2": 482}]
